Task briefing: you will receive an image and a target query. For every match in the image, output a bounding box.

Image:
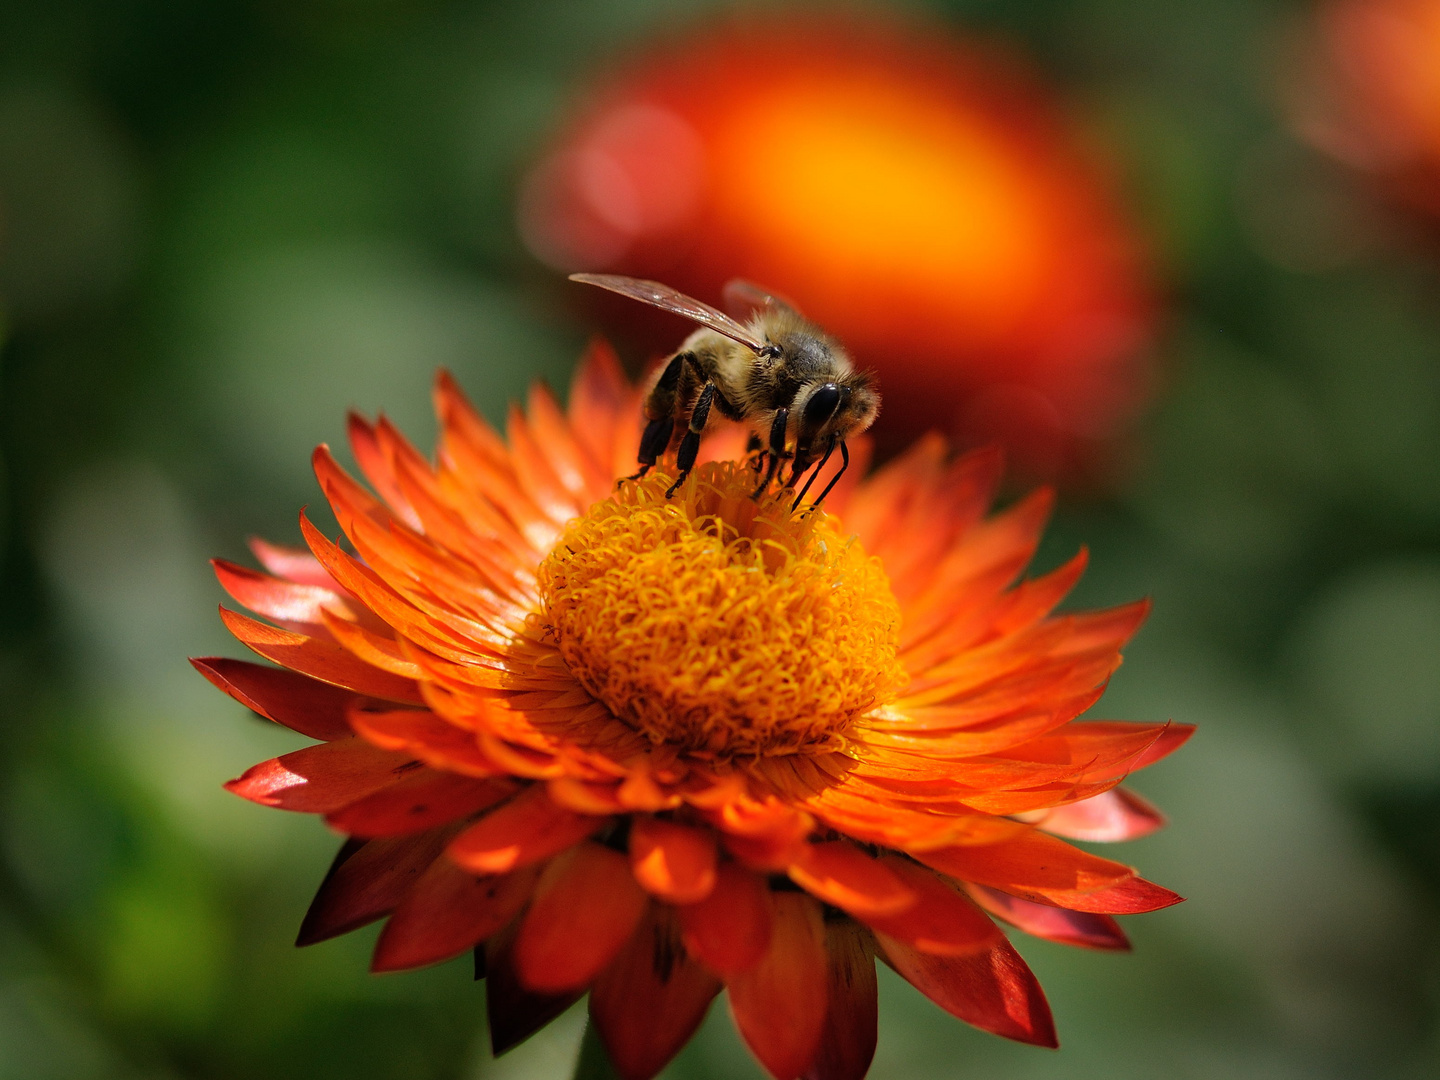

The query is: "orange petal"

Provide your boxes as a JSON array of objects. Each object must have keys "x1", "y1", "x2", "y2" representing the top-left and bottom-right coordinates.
[
  {"x1": 859, "y1": 707, "x2": 1075, "y2": 757},
  {"x1": 190, "y1": 657, "x2": 357, "y2": 741},
  {"x1": 506, "y1": 401, "x2": 583, "y2": 523},
  {"x1": 805, "y1": 919, "x2": 878, "y2": 1080},
  {"x1": 677, "y1": 861, "x2": 774, "y2": 977},
  {"x1": 219, "y1": 607, "x2": 423, "y2": 704},
  {"x1": 447, "y1": 786, "x2": 605, "y2": 874},
  {"x1": 296, "y1": 826, "x2": 456, "y2": 945},
  {"x1": 249, "y1": 536, "x2": 339, "y2": 588},
  {"x1": 225, "y1": 738, "x2": 418, "y2": 813},
  {"x1": 485, "y1": 917, "x2": 585, "y2": 1055},
  {"x1": 716, "y1": 799, "x2": 813, "y2": 870},
  {"x1": 1037, "y1": 787, "x2": 1165, "y2": 842},
  {"x1": 347, "y1": 410, "x2": 423, "y2": 530},
  {"x1": 212, "y1": 558, "x2": 350, "y2": 627},
  {"x1": 629, "y1": 818, "x2": 718, "y2": 903},
  {"x1": 372, "y1": 857, "x2": 539, "y2": 972},
  {"x1": 348, "y1": 706, "x2": 500, "y2": 778},
  {"x1": 527, "y1": 379, "x2": 612, "y2": 501},
  {"x1": 319, "y1": 609, "x2": 426, "y2": 680},
  {"x1": 547, "y1": 776, "x2": 626, "y2": 814},
  {"x1": 856, "y1": 856, "x2": 1001, "y2": 956},
  {"x1": 964, "y1": 885, "x2": 1129, "y2": 951},
  {"x1": 786, "y1": 842, "x2": 915, "y2": 917},
  {"x1": 877, "y1": 934, "x2": 1057, "y2": 1047},
  {"x1": 727, "y1": 892, "x2": 829, "y2": 1080},
  {"x1": 513, "y1": 843, "x2": 649, "y2": 993},
  {"x1": 565, "y1": 338, "x2": 634, "y2": 478},
  {"x1": 326, "y1": 773, "x2": 516, "y2": 837},
  {"x1": 590, "y1": 905, "x2": 721, "y2": 1080}
]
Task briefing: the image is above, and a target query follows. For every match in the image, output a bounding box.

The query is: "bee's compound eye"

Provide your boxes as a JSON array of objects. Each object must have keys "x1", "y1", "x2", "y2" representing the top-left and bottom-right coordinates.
[{"x1": 803, "y1": 383, "x2": 842, "y2": 427}]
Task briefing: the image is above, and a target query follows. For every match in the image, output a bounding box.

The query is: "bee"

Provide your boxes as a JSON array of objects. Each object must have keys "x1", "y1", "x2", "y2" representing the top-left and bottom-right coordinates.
[{"x1": 569, "y1": 273, "x2": 879, "y2": 509}]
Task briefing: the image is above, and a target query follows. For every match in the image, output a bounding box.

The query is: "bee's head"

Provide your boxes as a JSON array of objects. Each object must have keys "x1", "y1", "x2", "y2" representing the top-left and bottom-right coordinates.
[{"x1": 793, "y1": 372, "x2": 880, "y2": 460}]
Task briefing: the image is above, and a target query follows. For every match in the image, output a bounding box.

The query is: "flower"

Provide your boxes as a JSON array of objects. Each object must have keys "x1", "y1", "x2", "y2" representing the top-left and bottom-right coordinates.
[
  {"x1": 1293, "y1": 0, "x2": 1440, "y2": 220},
  {"x1": 520, "y1": 15, "x2": 1156, "y2": 479},
  {"x1": 195, "y1": 345, "x2": 1189, "y2": 1080}
]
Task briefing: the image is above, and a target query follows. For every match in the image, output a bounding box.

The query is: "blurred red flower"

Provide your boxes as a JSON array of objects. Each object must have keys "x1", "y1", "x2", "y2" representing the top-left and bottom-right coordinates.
[
  {"x1": 1293, "y1": 0, "x2": 1440, "y2": 219},
  {"x1": 520, "y1": 16, "x2": 1157, "y2": 479}
]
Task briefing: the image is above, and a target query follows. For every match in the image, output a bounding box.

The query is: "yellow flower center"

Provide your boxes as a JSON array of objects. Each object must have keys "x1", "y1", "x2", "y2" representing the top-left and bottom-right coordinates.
[{"x1": 537, "y1": 461, "x2": 905, "y2": 759}]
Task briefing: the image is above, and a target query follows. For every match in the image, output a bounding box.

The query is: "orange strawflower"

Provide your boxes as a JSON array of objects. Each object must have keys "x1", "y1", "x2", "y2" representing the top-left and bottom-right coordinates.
[
  {"x1": 521, "y1": 16, "x2": 1156, "y2": 478},
  {"x1": 196, "y1": 346, "x2": 1189, "y2": 1080},
  {"x1": 1295, "y1": 0, "x2": 1440, "y2": 219}
]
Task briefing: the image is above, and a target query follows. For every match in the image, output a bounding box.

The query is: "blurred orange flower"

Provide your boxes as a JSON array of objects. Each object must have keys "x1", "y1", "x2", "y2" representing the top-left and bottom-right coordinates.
[
  {"x1": 1294, "y1": 0, "x2": 1440, "y2": 219},
  {"x1": 195, "y1": 348, "x2": 1187, "y2": 1079},
  {"x1": 521, "y1": 17, "x2": 1157, "y2": 478}
]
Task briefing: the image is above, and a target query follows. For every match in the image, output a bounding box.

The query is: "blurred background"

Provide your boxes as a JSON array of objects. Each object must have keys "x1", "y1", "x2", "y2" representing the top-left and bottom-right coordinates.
[{"x1": 2, "y1": 0, "x2": 1439, "y2": 1077}]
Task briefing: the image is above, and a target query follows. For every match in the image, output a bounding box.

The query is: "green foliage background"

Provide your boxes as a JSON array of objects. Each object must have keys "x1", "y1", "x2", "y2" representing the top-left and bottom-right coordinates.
[{"x1": 2, "y1": 1, "x2": 1439, "y2": 1077}]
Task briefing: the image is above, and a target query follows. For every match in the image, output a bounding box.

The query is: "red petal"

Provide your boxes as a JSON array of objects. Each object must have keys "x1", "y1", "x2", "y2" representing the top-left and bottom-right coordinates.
[
  {"x1": 857, "y1": 857, "x2": 1001, "y2": 956},
  {"x1": 629, "y1": 818, "x2": 717, "y2": 903},
  {"x1": 590, "y1": 905, "x2": 721, "y2": 1080},
  {"x1": 1051, "y1": 876, "x2": 1184, "y2": 914},
  {"x1": 447, "y1": 786, "x2": 604, "y2": 874},
  {"x1": 1038, "y1": 788, "x2": 1165, "y2": 842},
  {"x1": 677, "y1": 861, "x2": 774, "y2": 976},
  {"x1": 513, "y1": 843, "x2": 649, "y2": 993},
  {"x1": 372, "y1": 858, "x2": 539, "y2": 972},
  {"x1": 326, "y1": 773, "x2": 516, "y2": 837},
  {"x1": 219, "y1": 607, "x2": 423, "y2": 704},
  {"x1": 966, "y1": 885, "x2": 1129, "y2": 950},
  {"x1": 225, "y1": 738, "x2": 418, "y2": 812},
  {"x1": 982, "y1": 721, "x2": 1175, "y2": 779},
  {"x1": 1131, "y1": 722, "x2": 1195, "y2": 768},
  {"x1": 915, "y1": 831, "x2": 1134, "y2": 907},
  {"x1": 728, "y1": 892, "x2": 829, "y2": 1080},
  {"x1": 190, "y1": 656, "x2": 358, "y2": 741},
  {"x1": 485, "y1": 918, "x2": 585, "y2": 1055},
  {"x1": 297, "y1": 827, "x2": 455, "y2": 945},
  {"x1": 786, "y1": 842, "x2": 915, "y2": 917},
  {"x1": 804, "y1": 919, "x2": 877, "y2": 1080},
  {"x1": 877, "y1": 935, "x2": 1058, "y2": 1048}
]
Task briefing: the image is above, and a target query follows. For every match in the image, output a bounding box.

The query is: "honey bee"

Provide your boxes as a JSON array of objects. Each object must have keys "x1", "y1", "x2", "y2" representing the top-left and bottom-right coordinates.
[{"x1": 570, "y1": 273, "x2": 879, "y2": 509}]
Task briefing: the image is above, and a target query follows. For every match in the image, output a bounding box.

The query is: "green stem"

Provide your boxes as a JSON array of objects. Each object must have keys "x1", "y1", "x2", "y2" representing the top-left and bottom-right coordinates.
[{"x1": 572, "y1": 1019, "x2": 621, "y2": 1080}]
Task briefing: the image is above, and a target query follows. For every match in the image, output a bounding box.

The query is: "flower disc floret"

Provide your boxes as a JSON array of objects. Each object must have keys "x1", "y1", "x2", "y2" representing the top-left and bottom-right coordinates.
[{"x1": 538, "y1": 461, "x2": 905, "y2": 758}]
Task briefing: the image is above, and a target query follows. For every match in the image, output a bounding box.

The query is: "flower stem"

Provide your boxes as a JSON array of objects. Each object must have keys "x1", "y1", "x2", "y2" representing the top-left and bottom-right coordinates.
[{"x1": 572, "y1": 1019, "x2": 621, "y2": 1080}]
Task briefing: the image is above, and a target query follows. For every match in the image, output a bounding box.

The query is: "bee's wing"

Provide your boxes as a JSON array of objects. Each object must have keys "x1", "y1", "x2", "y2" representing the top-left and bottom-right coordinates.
[
  {"x1": 569, "y1": 273, "x2": 768, "y2": 354},
  {"x1": 721, "y1": 278, "x2": 803, "y2": 321}
]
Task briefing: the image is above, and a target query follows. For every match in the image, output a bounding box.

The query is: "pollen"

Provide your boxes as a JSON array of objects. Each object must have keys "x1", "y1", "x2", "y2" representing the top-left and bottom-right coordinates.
[{"x1": 537, "y1": 461, "x2": 905, "y2": 758}]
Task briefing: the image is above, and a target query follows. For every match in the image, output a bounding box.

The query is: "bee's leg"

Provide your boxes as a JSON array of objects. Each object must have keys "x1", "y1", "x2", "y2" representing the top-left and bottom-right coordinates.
[
  {"x1": 752, "y1": 407, "x2": 789, "y2": 498},
  {"x1": 666, "y1": 381, "x2": 717, "y2": 498},
  {"x1": 745, "y1": 433, "x2": 765, "y2": 473},
  {"x1": 625, "y1": 352, "x2": 687, "y2": 482},
  {"x1": 791, "y1": 435, "x2": 837, "y2": 511},
  {"x1": 807, "y1": 439, "x2": 850, "y2": 511}
]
